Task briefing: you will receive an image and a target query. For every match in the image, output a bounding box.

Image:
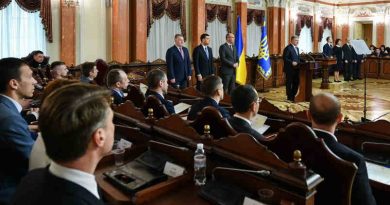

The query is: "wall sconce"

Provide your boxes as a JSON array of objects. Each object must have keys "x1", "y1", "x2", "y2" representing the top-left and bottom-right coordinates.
[{"x1": 64, "y1": 0, "x2": 79, "y2": 7}]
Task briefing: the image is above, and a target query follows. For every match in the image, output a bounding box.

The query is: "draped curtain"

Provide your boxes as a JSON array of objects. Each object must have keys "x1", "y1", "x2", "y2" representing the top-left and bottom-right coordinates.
[
  {"x1": 296, "y1": 15, "x2": 313, "y2": 53},
  {"x1": 318, "y1": 17, "x2": 333, "y2": 52},
  {"x1": 147, "y1": 0, "x2": 185, "y2": 61},
  {"x1": 205, "y1": 4, "x2": 231, "y2": 58},
  {"x1": 0, "y1": 0, "x2": 46, "y2": 58},
  {"x1": 295, "y1": 15, "x2": 313, "y2": 40},
  {"x1": 246, "y1": 9, "x2": 265, "y2": 57}
]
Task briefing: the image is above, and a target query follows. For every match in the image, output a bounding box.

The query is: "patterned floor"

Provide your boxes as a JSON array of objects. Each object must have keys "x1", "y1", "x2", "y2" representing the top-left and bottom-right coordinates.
[{"x1": 259, "y1": 77, "x2": 390, "y2": 122}]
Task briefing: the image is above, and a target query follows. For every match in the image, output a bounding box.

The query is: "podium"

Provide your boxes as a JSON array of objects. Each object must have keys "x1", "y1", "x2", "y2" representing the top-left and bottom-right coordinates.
[
  {"x1": 321, "y1": 58, "x2": 337, "y2": 89},
  {"x1": 295, "y1": 60, "x2": 316, "y2": 102}
]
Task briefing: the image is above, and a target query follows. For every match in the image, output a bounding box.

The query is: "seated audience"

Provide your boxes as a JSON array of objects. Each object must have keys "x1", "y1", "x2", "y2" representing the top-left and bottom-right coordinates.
[
  {"x1": 374, "y1": 48, "x2": 383, "y2": 58},
  {"x1": 307, "y1": 93, "x2": 376, "y2": 205},
  {"x1": 29, "y1": 79, "x2": 79, "y2": 171},
  {"x1": 12, "y1": 84, "x2": 112, "y2": 205},
  {"x1": 106, "y1": 69, "x2": 129, "y2": 105},
  {"x1": 145, "y1": 69, "x2": 175, "y2": 114},
  {"x1": 369, "y1": 45, "x2": 376, "y2": 55},
  {"x1": 80, "y1": 62, "x2": 98, "y2": 84},
  {"x1": 188, "y1": 75, "x2": 230, "y2": 120},
  {"x1": 380, "y1": 45, "x2": 388, "y2": 57},
  {"x1": 0, "y1": 57, "x2": 37, "y2": 204},
  {"x1": 229, "y1": 85, "x2": 264, "y2": 141},
  {"x1": 23, "y1": 50, "x2": 49, "y2": 86},
  {"x1": 50, "y1": 61, "x2": 68, "y2": 80}
]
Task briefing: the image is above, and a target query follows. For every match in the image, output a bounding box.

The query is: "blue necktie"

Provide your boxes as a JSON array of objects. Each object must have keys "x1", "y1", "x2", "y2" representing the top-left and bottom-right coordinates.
[{"x1": 204, "y1": 47, "x2": 209, "y2": 59}]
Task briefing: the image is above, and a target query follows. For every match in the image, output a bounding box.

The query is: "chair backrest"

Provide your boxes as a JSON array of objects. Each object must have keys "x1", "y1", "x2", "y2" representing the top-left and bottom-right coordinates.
[
  {"x1": 125, "y1": 84, "x2": 145, "y2": 108},
  {"x1": 141, "y1": 95, "x2": 169, "y2": 119},
  {"x1": 190, "y1": 106, "x2": 237, "y2": 139},
  {"x1": 263, "y1": 122, "x2": 358, "y2": 205},
  {"x1": 95, "y1": 59, "x2": 109, "y2": 86}
]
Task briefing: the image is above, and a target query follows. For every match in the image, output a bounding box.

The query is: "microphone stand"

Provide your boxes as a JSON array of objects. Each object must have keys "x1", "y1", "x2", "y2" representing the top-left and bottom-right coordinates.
[
  {"x1": 212, "y1": 166, "x2": 271, "y2": 181},
  {"x1": 149, "y1": 140, "x2": 189, "y2": 152},
  {"x1": 361, "y1": 55, "x2": 370, "y2": 122}
]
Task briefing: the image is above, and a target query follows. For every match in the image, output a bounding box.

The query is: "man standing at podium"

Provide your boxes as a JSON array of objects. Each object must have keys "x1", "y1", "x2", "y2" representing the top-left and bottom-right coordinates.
[{"x1": 283, "y1": 35, "x2": 300, "y2": 102}]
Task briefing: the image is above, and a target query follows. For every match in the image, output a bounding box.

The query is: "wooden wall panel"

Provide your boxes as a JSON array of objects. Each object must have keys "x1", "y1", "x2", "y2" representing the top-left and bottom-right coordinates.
[
  {"x1": 268, "y1": 7, "x2": 280, "y2": 55},
  {"x1": 129, "y1": 0, "x2": 147, "y2": 62},
  {"x1": 376, "y1": 23, "x2": 385, "y2": 47},
  {"x1": 60, "y1": 0, "x2": 76, "y2": 66},
  {"x1": 112, "y1": 0, "x2": 129, "y2": 63},
  {"x1": 341, "y1": 24, "x2": 349, "y2": 41},
  {"x1": 191, "y1": 0, "x2": 205, "y2": 51},
  {"x1": 278, "y1": 8, "x2": 286, "y2": 53}
]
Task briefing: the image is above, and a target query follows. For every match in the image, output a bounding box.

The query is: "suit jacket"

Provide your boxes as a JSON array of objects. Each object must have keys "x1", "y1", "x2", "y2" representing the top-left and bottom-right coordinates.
[
  {"x1": 342, "y1": 44, "x2": 356, "y2": 61},
  {"x1": 219, "y1": 43, "x2": 239, "y2": 75},
  {"x1": 165, "y1": 45, "x2": 192, "y2": 82},
  {"x1": 0, "y1": 95, "x2": 35, "y2": 204},
  {"x1": 80, "y1": 76, "x2": 93, "y2": 84},
  {"x1": 323, "y1": 43, "x2": 333, "y2": 57},
  {"x1": 192, "y1": 44, "x2": 215, "y2": 77},
  {"x1": 314, "y1": 130, "x2": 376, "y2": 205},
  {"x1": 282, "y1": 44, "x2": 300, "y2": 73},
  {"x1": 228, "y1": 117, "x2": 264, "y2": 141},
  {"x1": 111, "y1": 89, "x2": 125, "y2": 105},
  {"x1": 333, "y1": 46, "x2": 343, "y2": 62},
  {"x1": 187, "y1": 97, "x2": 230, "y2": 120},
  {"x1": 11, "y1": 168, "x2": 104, "y2": 205},
  {"x1": 145, "y1": 90, "x2": 175, "y2": 114}
]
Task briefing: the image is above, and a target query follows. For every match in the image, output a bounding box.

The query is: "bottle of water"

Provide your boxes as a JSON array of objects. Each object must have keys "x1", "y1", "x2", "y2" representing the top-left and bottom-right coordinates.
[{"x1": 194, "y1": 143, "x2": 206, "y2": 186}]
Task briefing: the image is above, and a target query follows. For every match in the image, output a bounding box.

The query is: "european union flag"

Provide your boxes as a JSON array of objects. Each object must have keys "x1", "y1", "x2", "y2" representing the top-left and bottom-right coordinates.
[{"x1": 257, "y1": 19, "x2": 272, "y2": 80}]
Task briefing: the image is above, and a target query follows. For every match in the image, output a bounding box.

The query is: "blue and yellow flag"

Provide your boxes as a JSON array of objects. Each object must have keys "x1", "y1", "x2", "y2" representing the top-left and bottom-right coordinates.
[
  {"x1": 235, "y1": 16, "x2": 247, "y2": 85},
  {"x1": 257, "y1": 18, "x2": 272, "y2": 80}
]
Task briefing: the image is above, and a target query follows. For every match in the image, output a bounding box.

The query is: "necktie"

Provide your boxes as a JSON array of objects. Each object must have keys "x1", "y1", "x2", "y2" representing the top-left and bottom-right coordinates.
[
  {"x1": 295, "y1": 47, "x2": 299, "y2": 55},
  {"x1": 120, "y1": 91, "x2": 124, "y2": 98},
  {"x1": 229, "y1": 45, "x2": 233, "y2": 52},
  {"x1": 204, "y1": 47, "x2": 209, "y2": 59},
  {"x1": 179, "y1": 47, "x2": 184, "y2": 59}
]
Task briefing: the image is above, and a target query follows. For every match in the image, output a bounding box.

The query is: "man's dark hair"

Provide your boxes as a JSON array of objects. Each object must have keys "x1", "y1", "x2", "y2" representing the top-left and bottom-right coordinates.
[
  {"x1": 201, "y1": 75, "x2": 222, "y2": 97},
  {"x1": 39, "y1": 83, "x2": 111, "y2": 162},
  {"x1": 0, "y1": 57, "x2": 27, "y2": 93},
  {"x1": 309, "y1": 93, "x2": 341, "y2": 126},
  {"x1": 231, "y1": 85, "x2": 258, "y2": 113},
  {"x1": 335, "y1": 39, "x2": 341, "y2": 45},
  {"x1": 200, "y1": 33, "x2": 210, "y2": 41},
  {"x1": 226, "y1": 33, "x2": 234, "y2": 39},
  {"x1": 147, "y1": 69, "x2": 166, "y2": 89},
  {"x1": 50, "y1": 61, "x2": 66, "y2": 70},
  {"x1": 175, "y1": 34, "x2": 184, "y2": 39},
  {"x1": 291, "y1": 35, "x2": 298, "y2": 41},
  {"x1": 31, "y1": 50, "x2": 44, "y2": 56},
  {"x1": 81, "y1": 62, "x2": 96, "y2": 77},
  {"x1": 106, "y1": 69, "x2": 123, "y2": 87},
  {"x1": 326, "y1": 36, "x2": 331, "y2": 42}
]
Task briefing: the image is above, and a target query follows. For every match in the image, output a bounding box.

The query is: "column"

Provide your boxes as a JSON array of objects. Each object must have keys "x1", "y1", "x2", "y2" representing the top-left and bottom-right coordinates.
[
  {"x1": 235, "y1": 0, "x2": 248, "y2": 49},
  {"x1": 129, "y1": 0, "x2": 147, "y2": 62},
  {"x1": 112, "y1": 0, "x2": 129, "y2": 63},
  {"x1": 191, "y1": 0, "x2": 206, "y2": 52},
  {"x1": 60, "y1": 0, "x2": 76, "y2": 66}
]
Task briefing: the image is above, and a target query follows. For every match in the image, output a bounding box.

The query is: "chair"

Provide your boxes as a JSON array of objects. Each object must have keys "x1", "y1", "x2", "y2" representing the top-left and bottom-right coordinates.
[
  {"x1": 190, "y1": 106, "x2": 237, "y2": 139},
  {"x1": 125, "y1": 84, "x2": 145, "y2": 108},
  {"x1": 141, "y1": 95, "x2": 169, "y2": 119},
  {"x1": 95, "y1": 59, "x2": 109, "y2": 86},
  {"x1": 263, "y1": 122, "x2": 358, "y2": 205}
]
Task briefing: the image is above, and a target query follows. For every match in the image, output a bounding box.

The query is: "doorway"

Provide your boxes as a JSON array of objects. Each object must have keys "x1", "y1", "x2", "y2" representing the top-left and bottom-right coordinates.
[{"x1": 353, "y1": 21, "x2": 373, "y2": 46}]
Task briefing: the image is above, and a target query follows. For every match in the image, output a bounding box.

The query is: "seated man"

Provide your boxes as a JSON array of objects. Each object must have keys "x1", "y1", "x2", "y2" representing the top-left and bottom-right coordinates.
[
  {"x1": 145, "y1": 69, "x2": 175, "y2": 114},
  {"x1": 80, "y1": 62, "x2": 98, "y2": 84},
  {"x1": 106, "y1": 69, "x2": 129, "y2": 105},
  {"x1": 188, "y1": 75, "x2": 230, "y2": 120},
  {"x1": 12, "y1": 84, "x2": 112, "y2": 205},
  {"x1": 0, "y1": 58, "x2": 37, "y2": 204},
  {"x1": 307, "y1": 93, "x2": 376, "y2": 205},
  {"x1": 229, "y1": 85, "x2": 264, "y2": 141},
  {"x1": 50, "y1": 61, "x2": 68, "y2": 80}
]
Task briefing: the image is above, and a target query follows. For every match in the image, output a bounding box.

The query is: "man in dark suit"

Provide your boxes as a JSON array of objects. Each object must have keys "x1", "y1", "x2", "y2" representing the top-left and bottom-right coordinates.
[
  {"x1": 166, "y1": 34, "x2": 192, "y2": 89},
  {"x1": 0, "y1": 58, "x2": 37, "y2": 204},
  {"x1": 342, "y1": 38, "x2": 357, "y2": 81},
  {"x1": 322, "y1": 36, "x2": 333, "y2": 58},
  {"x1": 229, "y1": 85, "x2": 264, "y2": 141},
  {"x1": 193, "y1": 33, "x2": 215, "y2": 91},
  {"x1": 188, "y1": 75, "x2": 230, "y2": 120},
  {"x1": 307, "y1": 93, "x2": 376, "y2": 205},
  {"x1": 80, "y1": 62, "x2": 98, "y2": 84},
  {"x1": 145, "y1": 69, "x2": 175, "y2": 114},
  {"x1": 12, "y1": 84, "x2": 112, "y2": 205},
  {"x1": 283, "y1": 35, "x2": 301, "y2": 102},
  {"x1": 219, "y1": 33, "x2": 239, "y2": 95},
  {"x1": 107, "y1": 69, "x2": 130, "y2": 105}
]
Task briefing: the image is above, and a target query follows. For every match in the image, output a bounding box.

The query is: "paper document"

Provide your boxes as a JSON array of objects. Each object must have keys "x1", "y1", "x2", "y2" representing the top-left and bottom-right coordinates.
[
  {"x1": 174, "y1": 103, "x2": 191, "y2": 114},
  {"x1": 139, "y1": 83, "x2": 148, "y2": 95},
  {"x1": 251, "y1": 114, "x2": 270, "y2": 134}
]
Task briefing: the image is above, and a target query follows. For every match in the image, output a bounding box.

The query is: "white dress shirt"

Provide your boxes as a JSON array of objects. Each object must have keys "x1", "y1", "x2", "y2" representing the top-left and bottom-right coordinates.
[{"x1": 49, "y1": 161, "x2": 100, "y2": 199}]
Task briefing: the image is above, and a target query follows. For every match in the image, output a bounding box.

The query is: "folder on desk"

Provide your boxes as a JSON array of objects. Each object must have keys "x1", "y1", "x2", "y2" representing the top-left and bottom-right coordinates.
[
  {"x1": 103, "y1": 150, "x2": 173, "y2": 194},
  {"x1": 199, "y1": 180, "x2": 251, "y2": 205}
]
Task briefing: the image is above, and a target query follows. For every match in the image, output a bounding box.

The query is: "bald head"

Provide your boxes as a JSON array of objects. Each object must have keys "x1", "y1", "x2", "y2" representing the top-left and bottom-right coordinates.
[{"x1": 309, "y1": 93, "x2": 341, "y2": 126}]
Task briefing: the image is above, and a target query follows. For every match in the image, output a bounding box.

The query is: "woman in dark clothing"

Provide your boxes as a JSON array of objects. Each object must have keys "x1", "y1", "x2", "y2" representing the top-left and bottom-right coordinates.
[
  {"x1": 380, "y1": 45, "x2": 388, "y2": 56},
  {"x1": 332, "y1": 39, "x2": 343, "y2": 82}
]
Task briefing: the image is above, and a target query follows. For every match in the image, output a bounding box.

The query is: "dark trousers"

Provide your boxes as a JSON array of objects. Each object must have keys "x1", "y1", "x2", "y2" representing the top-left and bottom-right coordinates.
[
  {"x1": 221, "y1": 73, "x2": 235, "y2": 95},
  {"x1": 344, "y1": 62, "x2": 353, "y2": 81},
  {"x1": 353, "y1": 62, "x2": 361, "y2": 79},
  {"x1": 285, "y1": 69, "x2": 299, "y2": 101}
]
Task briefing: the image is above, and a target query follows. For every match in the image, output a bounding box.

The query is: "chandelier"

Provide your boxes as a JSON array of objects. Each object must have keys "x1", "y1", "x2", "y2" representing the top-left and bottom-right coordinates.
[{"x1": 64, "y1": 0, "x2": 79, "y2": 7}]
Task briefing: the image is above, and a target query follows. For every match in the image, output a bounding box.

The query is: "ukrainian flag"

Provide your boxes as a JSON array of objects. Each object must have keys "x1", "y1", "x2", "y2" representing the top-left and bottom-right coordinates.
[
  {"x1": 235, "y1": 16, "x2": 247, "y2": 85},
  {"x1": 257, "y1": 18, "x2": 272, "y2": 80}
]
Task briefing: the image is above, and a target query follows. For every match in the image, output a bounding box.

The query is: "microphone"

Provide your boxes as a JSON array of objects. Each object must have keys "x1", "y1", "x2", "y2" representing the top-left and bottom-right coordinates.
[
  {"x1": 149, "y1": 140, "x2": 189, "y2": 151},
  {"x1": 212, "y1": 166, "x2": 271, "y2": 181}
]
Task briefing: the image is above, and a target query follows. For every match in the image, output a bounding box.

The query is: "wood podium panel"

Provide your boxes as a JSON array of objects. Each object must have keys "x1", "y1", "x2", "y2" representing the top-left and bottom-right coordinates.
[
  {"x1": 295, "y1": 61, "x2": 315, "y2": 102},
  {"x1": 321, "y1": 58, "x2": 337, "y2": 89}
]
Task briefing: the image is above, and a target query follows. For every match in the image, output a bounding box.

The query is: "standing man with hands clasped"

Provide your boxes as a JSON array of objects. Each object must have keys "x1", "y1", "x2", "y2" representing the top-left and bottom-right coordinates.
[
  {"x1": 166, "y1": 34, "x2": 192, "y2": 89},
  {"x1": 219, "y1": 33, "x2": 239, "y2": 95},
  {"x1": 193, "y1": 33, "x2": 215, "y2": 91},
  {"x1": 283, "y1": 35, "x2": 301, "y2": 102}
]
